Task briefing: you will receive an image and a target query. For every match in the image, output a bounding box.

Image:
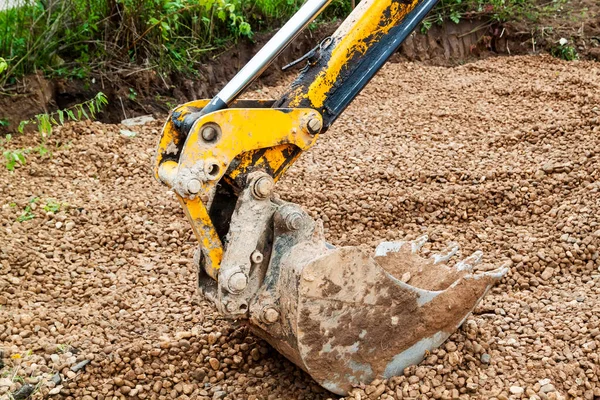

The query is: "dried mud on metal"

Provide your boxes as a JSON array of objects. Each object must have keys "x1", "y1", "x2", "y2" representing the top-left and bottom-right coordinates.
[{"x1": 1, "y1": 55, "x2": 600, "y2": 399}]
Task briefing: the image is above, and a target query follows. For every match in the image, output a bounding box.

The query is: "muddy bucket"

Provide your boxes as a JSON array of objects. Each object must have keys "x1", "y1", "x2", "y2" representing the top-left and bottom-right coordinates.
[{"x1": 199, "y1": 195, "x2": 508, "y2": 395}]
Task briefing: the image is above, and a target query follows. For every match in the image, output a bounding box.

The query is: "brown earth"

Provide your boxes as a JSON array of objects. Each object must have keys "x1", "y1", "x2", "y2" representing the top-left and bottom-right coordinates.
[
  {"x1": 3, "y1": 0, "x2": 599, "y2": 132},
  {"x1": 1, "y1": 54, "x2": 600, "y2": 400}
]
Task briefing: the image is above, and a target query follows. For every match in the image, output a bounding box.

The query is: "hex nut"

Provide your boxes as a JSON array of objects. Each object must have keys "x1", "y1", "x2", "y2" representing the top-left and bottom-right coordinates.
[
  {"x1": 263, "y1": 307, "x2": 280, "y2": 324},
  {"x1": 307, "y1": 118, "x2": 322, "y2": 134},
  {"x1": 227, "y1": 271, "x2": 248, "y2": 293},
  {"x1": 201, "y1": 125, "x2": 219, "y2": 142},
  {"x1": 285, "y1": 212, "x2": 304, "y2": 231},
  {"x1": 252, "y1": 176, "x2": 274, "y2": 199},
  {"x1": 187, "y1": 178, "x2": 202, "y2": 194}
]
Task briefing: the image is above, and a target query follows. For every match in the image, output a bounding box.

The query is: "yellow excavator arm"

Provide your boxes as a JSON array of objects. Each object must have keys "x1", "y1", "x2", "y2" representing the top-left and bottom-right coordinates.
[{"x1": 153, "y1": 0, "x2": 508, "y2": 395}]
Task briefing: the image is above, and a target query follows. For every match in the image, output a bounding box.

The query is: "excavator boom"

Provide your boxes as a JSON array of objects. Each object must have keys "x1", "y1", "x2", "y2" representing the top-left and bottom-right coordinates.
[{"x1": 154, "y1": 0, "x2": 508, "y2": 395}]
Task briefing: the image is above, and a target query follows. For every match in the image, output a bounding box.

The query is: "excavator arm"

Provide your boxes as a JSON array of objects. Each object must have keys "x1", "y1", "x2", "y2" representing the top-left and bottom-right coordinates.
[{"x1": 154, "y1": 0, "x2": 508, "y2": 395}]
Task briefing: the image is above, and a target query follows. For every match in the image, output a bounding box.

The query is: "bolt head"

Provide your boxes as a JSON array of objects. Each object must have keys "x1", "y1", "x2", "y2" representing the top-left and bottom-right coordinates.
[
  {"x1": 253, "y1": 176, "x2": 274, "y2": 199},
  {"x1": 201, "y1": 125, "x2": 218, "y2": 142},
  {"x1": 285, "y1": 212, "x2": 303, "y2": 231},
  {"x1": 263, "y1": 307, "x2": 280, "y2": 324},
  {"x1": 227, "y1": 271, "x2": 248, "y2": 293},
  {"x1": 187, "y1": 178, "x2": 202, "y2": 194},
  {"x1": 307, "y1": 118, "x2": 322, "y2": 134}
]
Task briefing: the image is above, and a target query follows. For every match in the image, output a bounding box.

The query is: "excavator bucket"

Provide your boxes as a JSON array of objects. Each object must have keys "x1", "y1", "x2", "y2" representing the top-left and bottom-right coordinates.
[{"x1": 192, "y1": 183, "x2": 508, "y2": 396}]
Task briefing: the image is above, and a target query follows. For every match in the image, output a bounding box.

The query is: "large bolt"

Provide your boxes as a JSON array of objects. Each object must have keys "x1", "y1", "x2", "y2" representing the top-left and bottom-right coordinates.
[
  {"x1": 285, "y1": 212, "x2": 304, "y2": 231},
  {"x1": 227, "y1": 271, "x2": 248, "y2": 293},
  {"x1": 252, "y1": 176, "x2": 274, "y2": 199},
  {"x1": 263, "y1": 307, "x2": 280, "y2": 324},
  {"x1": 306, "y1": 118, "x2": 322, "y2": 135},
  {"x1": 187, "y1": 178, "x2": 202, "y2": 194},
  {"x1": 201, "y1": 125, "x2": 219, "y2": 142}
]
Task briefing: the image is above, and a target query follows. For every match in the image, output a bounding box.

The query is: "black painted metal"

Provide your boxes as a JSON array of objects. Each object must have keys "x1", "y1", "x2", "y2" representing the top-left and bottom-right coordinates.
[{"x1": 278, "y1": 0, "x2": 440, "y2": 130}]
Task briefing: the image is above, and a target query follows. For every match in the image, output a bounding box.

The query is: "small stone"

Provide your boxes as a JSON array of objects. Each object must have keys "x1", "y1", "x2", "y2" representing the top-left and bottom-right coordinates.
[
  {"x1": 372, "y1": 384, "x2": 386, "y2": 398},
  {"x1": 70, "y1": 359, "x2": 90, "y2": 372},
  {"x1": 213, "y1": 391, "x2": 226, "y2": 400},
  {"x1": 510, "y1": 386, "x2": 524, "y2": 395},
  {"x1": 12, "y1": 383, "x2": 35, "y2": 400},
  {"x1": 209, "y1": 358, "x2": 220, "y2": 371},
  {"x1": 119, "y1": 129, "x2": 138, "y2": 138},
  {"x1": 540, "y1": 384, "x2": 556, "y2": 393},
  {"x1": 481, "y1": 353, "x2": 491, "y2": 364},
  {"x1": 50, "y1": 373, "x2": 62, "y2": 385},
  {"x1": 400, "y1": 272, "x2": 411, "y2": 283},
  {"x1": 447, "y1": 351, "x2": 461, "y2": 365},
  {"x1": 65, "y1": 221, "x2": 75, "y2": 231},
  {"x1": 48, "y1": 385, "x2": 63, "y2": 395},
  {"x1": 541, "y1": 267, "x2": 554, "y2": 280}
]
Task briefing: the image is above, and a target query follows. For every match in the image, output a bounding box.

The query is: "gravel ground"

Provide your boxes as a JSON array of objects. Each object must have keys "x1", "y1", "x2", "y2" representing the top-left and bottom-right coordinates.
[{"x1": 1, "y1": 54, "x2": 599, "y2": 400}]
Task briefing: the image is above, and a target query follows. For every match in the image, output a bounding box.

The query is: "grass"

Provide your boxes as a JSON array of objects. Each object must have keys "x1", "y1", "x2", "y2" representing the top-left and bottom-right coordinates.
[
  {"x1": 0, "y1": 0, "x2": 352, "y2": 86},
  {"x1": 0, "y1": 93, "x2": 107, "y2": 171},
  {"x1": 0, "y1": 0, "x2": 573, "y2": 88},
  {"x1": 422, "y1": 0, "x2": 568, "y2": 32}
]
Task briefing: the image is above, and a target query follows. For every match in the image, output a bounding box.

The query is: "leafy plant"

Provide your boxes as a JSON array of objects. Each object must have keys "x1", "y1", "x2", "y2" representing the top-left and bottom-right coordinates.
[
  {"x1": 17, "y1": 198, "x2": 39, "y2": 222},
  {"x1": 421, "y1": 0, "x2": 567, "y2": 31},
  {"x1": 18, "y1": 92, "x2": 108, "y2": 136},
  {"x1": 3, "y1": 148, "x2": 28, "y2": 171},
  {"x1": 0, "y1": 119, "x2": 9, "y2": 127},
  {"x1": 43, "y1": 199, "x2": 62, "y2": 213},
  {"x1": 0, "y1": 57, "x2": 6, "y2": 75},
  {"x1": 128, "y1": 88, "x2": 138, "y2": 101},
  {"x1": 551, "y1": 38, "x2": 578, "y2": 60}
]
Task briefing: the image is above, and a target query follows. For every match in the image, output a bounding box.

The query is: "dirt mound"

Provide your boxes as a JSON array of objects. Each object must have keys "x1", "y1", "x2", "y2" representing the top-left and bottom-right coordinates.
[{"x1": 1, "y1": 55, "x2": 600, "y2": 399}]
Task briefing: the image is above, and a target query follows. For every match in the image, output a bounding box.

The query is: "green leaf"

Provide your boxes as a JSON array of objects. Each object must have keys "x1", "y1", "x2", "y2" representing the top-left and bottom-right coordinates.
[
  {"x1": 0, "y1": 58, "x2": 7, "y2": 75},
  {"x1": 58, "y1": 110, "x2": 65, "y2": 125},
  {"x1": 449, "y1": 10, "x2": 461, "y2": 23},
  {"x1": 18, "y1": 121, "x2": 29, "y2": 134}
]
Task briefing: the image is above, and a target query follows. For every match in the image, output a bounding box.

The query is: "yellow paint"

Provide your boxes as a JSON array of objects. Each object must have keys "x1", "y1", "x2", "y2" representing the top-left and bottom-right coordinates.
[
  {"x1": 178, "y1": 195, "x2": 223, "y2": 280},
  {"x1": 178, "y1": 108, "x2": 320, "y2": 195},
  {"x1": 228, "y1": 144, "x2": 291, "y2": 182},
  {"x1": 154, "y1": 99, "x2": 210, "y2": 181},
  {"x1": 289, "y1": 0, "x2": 419, "y2": 108},
  {"x1": 155, "y1": 104, "x2": 322, "y2": 279}
]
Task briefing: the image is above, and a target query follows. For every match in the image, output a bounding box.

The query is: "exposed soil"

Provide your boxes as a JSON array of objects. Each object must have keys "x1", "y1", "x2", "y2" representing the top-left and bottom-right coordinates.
[
  {"x1": 1, "y1": 54, "x2": 600, "y2": 400},
  {"x1": 2, "y1": 0, "x2": 598, "y2": 132}
]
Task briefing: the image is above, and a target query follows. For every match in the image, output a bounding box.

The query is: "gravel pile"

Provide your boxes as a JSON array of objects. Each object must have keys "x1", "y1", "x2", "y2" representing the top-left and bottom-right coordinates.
[{"x1": 1, "y1": 55, "x2": 599, "y2": 399}]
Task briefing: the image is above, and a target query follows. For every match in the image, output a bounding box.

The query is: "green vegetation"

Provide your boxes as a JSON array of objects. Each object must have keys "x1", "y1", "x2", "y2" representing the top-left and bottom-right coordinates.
[
  {"x1": 17, "y1": 197, "x2": 38, "y2": 222},
  {"x1": 18, "y1": 92, "x2": 108, "y2": 135},
  {"x1": 1, "y1": 93, "x2": 107, "y2": 171},
  {"x1": 3, "y1": 147, "x2": 28, "y2": 171},
  {"x1": 0, "y1": 0, "x2": 570, "y2": 86},
  {"x1": 0, "y1": 0, "x2": 352, "y2": 85},
  {"x1": 422, "y1": 0, "x2": 567, "y2": 32},
  {"x1": 551, "y1": 38, "x2": 578, "y2": 60},
  {"x1": 43, "y1": 199, "x2": 62, "y2": 213}
]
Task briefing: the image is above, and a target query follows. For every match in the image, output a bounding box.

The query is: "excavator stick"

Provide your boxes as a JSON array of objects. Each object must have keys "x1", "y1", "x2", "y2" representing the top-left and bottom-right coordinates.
[{"x1": 154, "y1": 0, "x2": 508, "y2": 395}]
